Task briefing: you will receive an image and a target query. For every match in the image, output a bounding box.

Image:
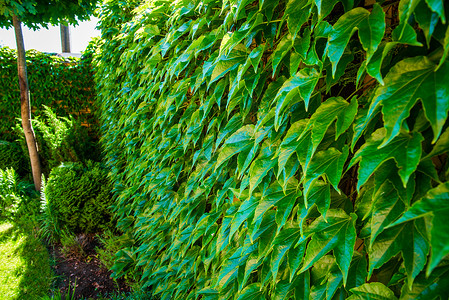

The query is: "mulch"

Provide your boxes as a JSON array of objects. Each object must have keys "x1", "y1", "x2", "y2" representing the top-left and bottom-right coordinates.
[{"x1": 49, "y1": 234, "x2": 130, "y2": 299}]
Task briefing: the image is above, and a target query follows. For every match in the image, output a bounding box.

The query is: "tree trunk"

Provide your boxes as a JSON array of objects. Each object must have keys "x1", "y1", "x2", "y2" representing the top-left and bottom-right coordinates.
[{"x1": 12, "y1": 15, "x2": 42, "y2": 191}]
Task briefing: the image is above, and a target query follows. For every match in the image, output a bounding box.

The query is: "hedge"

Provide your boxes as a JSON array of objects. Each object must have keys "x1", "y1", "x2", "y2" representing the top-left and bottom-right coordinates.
[
  {"x1": 0, "y1": 44, "x2": 97, "y2": 141},
  {"x1": 95, "y1": 0, "x2": 449, "y2": 298}
]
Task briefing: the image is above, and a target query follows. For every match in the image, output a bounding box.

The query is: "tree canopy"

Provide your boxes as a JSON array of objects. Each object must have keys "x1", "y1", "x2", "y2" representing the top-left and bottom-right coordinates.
[{"x1": 0, "y1": 0, "x2": 98, "y2": 29}]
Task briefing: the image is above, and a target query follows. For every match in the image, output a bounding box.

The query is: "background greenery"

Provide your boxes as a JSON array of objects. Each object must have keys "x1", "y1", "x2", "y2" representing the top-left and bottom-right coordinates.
[
  {"x1": 0, "y1": 45, "x2": 97, "y2": 142},
  {"x1": 95, "y1": 0, "x2": 449, "y2": 298}
]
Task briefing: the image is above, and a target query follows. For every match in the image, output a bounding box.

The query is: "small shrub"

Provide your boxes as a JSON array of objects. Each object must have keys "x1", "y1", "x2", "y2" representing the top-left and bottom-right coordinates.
[
  {"x1": 0, "y1": 140, "x2": 29, "y2": 177},
  {"x1": 43, "y1": 161, "x2": 114, "y2": 236}
]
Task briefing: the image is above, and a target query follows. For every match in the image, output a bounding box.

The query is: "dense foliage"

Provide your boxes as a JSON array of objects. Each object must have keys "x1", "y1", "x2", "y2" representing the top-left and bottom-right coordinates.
[
  {"x1": 0, "y1": 46, "x2": 97, "y2": 141},
  {"x1": 96, "y1": 0, "x2": 449, "y2": 298},
  {"x1": 0, "y1": 0, "x2": 97, "y2": 29},
  {"x1": 0, "y1": 140, "x2": 29, "y2": 176},
  {"x1": 0, "y1": 167, "x2": 38, "y2": 220},
  {"x1": 15, "y1": 105, "x2": 101, "y2": 176},
  {"x1": 42, "y1": 161, "x2": 114, "y2": 237}
]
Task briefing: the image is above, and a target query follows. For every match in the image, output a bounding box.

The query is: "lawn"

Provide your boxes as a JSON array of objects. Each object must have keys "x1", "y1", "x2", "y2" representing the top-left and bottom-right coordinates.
[{"x1": 0, "y1": 220, "x2": 52, "y2": 299}]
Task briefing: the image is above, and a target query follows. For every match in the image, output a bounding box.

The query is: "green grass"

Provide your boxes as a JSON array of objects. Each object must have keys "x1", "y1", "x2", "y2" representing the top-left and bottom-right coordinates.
[{"x1": 0, "y1": 219, "x2": 52, "y2": 299}]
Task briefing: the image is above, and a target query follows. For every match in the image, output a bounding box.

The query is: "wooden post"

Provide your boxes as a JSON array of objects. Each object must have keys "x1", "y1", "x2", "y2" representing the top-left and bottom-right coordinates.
[{"x1": 60, "y1": 24, "x2": 71, "y2": 53}]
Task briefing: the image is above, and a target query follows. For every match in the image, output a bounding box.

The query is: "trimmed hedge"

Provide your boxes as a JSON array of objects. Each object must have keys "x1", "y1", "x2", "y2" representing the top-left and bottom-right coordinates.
[
  {"x1": 44, "y1": 161, "x2": 114, "y2": 234},
  {"x1": 96, "y1": 0, "x2": 449, "y2": 298},
  {"x1": 0, "y1": 45, "x2": 97, "y2": 141}
]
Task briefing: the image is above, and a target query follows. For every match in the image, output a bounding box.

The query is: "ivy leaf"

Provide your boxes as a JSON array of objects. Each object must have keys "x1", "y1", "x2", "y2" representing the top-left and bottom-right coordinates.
[
  {"x1": 314, "y1": 0, "x2": 340, "y2": 21},
  {"x1": 272, "y1": 34, "x2": 293, "y2": 76},
  {"x1": 299, "y1": 210, "x2": 357, "y2": 286},
  {"x1": 414, "y1": 0, "x2": 440, "y2": 47},
  {"x1": 369, "y1": 220, "x2": 429, "y2": 285},
  {"x1": 387, "y1": 182, "x2": 449, "y2": 275},
  {"x1": 272, "y1": 68, "x2": 320, "y2": 130},
  {"x1": 437, "y1": 25, "x2": 449, "y2": 70},
  {"x1": 346, "y1": 252, "x2": 368, "y2": 291},
  {"x1": 270, "y1": 228, "x2": 300, "y2": 285},
  {"x1": 349, "y1": 128, "x2": 423, "y2": 191},
  {"x1": 288, "y1": 242, "x2": 307, "y2": 282},
  {"x1": 298, "y1": 180, "x2": 331, "y2": 236},
  {"x1": 229, "y1": 192, "x2": 259, "y2": 239},
  {"x1": 328, "y1": 4, "x2": 385, "y2": 76},
  {"x1": 249, "y1": 141, "x2": 278, "y2": 195},
  {"x1": 425, "y1": 0, "x2": 446, "y2": 23},
  {"x1": 210, "y1": 47, "x2": 248, "y2": 86},
  {"x1": 422, "y1": 126, "x2": 449, "y2": 160},
  {"x1": 284, "y1": 0, "x2": 311, "y2": 39},
  {"x1": 253, "y1": 180, "x2": 301, "y2": 232},
  {"x1": 369, "y1": 180, "x2": 406, "y2": 249},
  {"x1": 303, "y1": 96, "x2": 357, "y2": 165},
  {"x1": 236, "y1": 283, "x2": 263, "y2": 300},
  {"x1": 215, "y1": 125, "x2": 255, "y2": 171},
  {"x1": 303, "y1": 146, "x2": 349, "y2": 204},
  {"x1": 347, "y1": 282, "x2": 398, "y2": 300},
  {"x1": 400, "y1": 264, "x2": 449, "y2": 299},
  {"x1": 277, "y1": 119, "x2": 308, "y2": 176},
  {"x1": 375, "y1": 56, "x2": 449, "y2": 144},
  {"x1": 396, "y1": 0, "x2": 420, "y2": 40}
]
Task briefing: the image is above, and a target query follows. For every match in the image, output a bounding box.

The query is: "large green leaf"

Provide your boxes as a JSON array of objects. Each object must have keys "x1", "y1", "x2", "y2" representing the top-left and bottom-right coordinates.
[
  {"x1": 346, "y1": 252, "x2": 368, "y2": 291},
  {"x1": 388, "y1": 182, "x2": 449, "y2": 275},
  {"x1": 299, "y1": 210, "x2": 357, "y2": 285},
  {"x1": 277, "y1": 119, "x2": 308, "y2": 176},
  {"x1": 422, "y1": 126, "x2": 449, "y2": 159},
  {"x1": 249, "y1": 141, "x2": 278, "y2": 194},
  {"x1": 272, "y1": 34, "x2": 293, "y2": 76},
  {"x1": 303, "y1": 97, "x2": 357, "y2": 164},
  {"x1": 215, "y1": 125, "x2": 255, "y2": 171},
  {"x1": 303, "y1": 146, "x2": 349, "y2": 203},
  {"x1": 349, "y1": 128, "x2": 423, "y2": 190},
  {"x1": 253, "y1": 180, "x2": 301, "y2": 232},
  {"x1": 328, "y1": 4, "x2": 385, "y2": 76},
  {"x1": 425, "y1": 0, "x2": 446, "y2": 23},
  {"x1": 374, "y1": 57, "x2": 449, "y2": 144},
  {"x1": 347, "y1": 282, "x2": 398, "y2": 300},
  {"x1": 272, "y1": 68, "x2": 320, "y2": 129},
  {"x1": 369, "y1": 219, "x2": 429, "y2": 286},
  {"x1": 400, "y1": 264, "x2": 449, "y2": 300},
  {"x1": 236, "y1": 282, "x2": 264, "y2": 300},
  {"x1": 210, "y1": 46, "x2": 248, "y2": 86},
  {"x1": 369, "y1": 180, "x2": 406, "y2": 249},
  {"x1": 283, "y1": 0, "x2": 311, "y2": 38}
]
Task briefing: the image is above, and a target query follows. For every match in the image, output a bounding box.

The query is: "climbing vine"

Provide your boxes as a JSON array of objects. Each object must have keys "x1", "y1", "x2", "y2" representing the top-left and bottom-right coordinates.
[{"x1": 95, "y1": 0, "x2": 449, "y2": 298}]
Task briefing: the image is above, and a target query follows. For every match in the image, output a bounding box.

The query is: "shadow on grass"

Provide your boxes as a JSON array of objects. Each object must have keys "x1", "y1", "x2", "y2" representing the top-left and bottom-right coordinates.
[{"x1": 0, "y1": 216, "x2": 52, "y2": 299}]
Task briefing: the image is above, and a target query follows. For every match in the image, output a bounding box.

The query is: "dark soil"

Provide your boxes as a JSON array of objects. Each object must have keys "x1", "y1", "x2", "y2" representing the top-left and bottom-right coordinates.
[{"x1": 49, "y1": 234, "x2": 130, "y2": 299}]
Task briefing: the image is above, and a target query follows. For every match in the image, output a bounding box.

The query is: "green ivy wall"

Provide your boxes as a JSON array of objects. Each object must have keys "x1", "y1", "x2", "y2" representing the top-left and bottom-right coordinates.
[
  {"x1": 95, "y1": 0, "x2": 449, "y2": 298},
  {"x1": 0, "y1": 46, "x2": 97, "y2": 141}
]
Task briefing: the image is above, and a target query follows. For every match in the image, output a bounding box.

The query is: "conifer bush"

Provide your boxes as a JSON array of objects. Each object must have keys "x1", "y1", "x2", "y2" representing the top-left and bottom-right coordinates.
[
  {"x1": 95, "y1": 0, "x2": 449, "y2": 298},
  {"x1": 43, "y1": 161, "x2": 114, "y2": 236}
]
